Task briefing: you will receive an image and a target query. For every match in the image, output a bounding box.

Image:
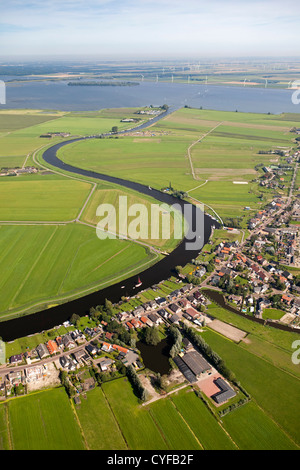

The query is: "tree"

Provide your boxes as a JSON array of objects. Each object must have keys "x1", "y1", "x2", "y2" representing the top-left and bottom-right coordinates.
[
  {"x1": 111, "y1": 126, "x2": 118, "y2": 134},
  {"x1": 144, "y1": 326, "x2": 160, "y2": 346},
  {"x1": 70, "y1": 313, "x2": 80, "y2": 327}
]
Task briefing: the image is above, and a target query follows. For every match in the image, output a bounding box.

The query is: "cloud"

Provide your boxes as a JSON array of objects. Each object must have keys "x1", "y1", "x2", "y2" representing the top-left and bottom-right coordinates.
[{"x1": 1, "y1": 0, "x2": 299, "y2": 57}]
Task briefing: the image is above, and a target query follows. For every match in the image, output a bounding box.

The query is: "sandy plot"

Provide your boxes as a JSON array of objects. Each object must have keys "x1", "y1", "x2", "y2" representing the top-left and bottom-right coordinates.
[
  {"x1": 197, "y1": 372, "x2": 221, "y2": 397},
  {"x1": 208, "y1": 319, "x2": 247, "y2": 342}
]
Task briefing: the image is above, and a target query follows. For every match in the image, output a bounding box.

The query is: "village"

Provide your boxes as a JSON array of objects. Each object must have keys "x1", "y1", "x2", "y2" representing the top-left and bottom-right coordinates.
[
  {"x1": 0, "y1": 279, "x2": 242, "y2": 410},
  {"x1": 0, "y1": 137, "x2": 299, "y2": 416}
]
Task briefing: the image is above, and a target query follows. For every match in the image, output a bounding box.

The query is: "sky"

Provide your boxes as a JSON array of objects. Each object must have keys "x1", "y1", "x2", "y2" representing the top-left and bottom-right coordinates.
[{"x1": 1, "y1": 0, "x2": 300, "y2": 59}]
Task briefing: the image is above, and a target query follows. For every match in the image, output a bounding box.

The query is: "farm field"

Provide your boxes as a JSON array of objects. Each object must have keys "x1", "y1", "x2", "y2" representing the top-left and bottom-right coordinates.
[
  {"x1": 74, "y1": 386, "x2": 127, "y2": 450},
  {"x1": 81, "y1": 184, "x2": 185, "y2": 251},
  {"x1": 222, "y1": 400, "x2": 297, "y2": 450},
  {"x1": 168, "y1": 388, "x2": 236, "y2": 450},
  {"x1": 0, "y1": 223, "x2": 157, "y2": 318},
  {"x1": 148, "y1": 396, "x2": 202, "y2": 450},
  {"x1": 198, "y1": 328, "x2": 300, "y2": 448},
  {"x1": 102, "y1": 378, "x2": 169, "y2": 450},
  {"x1": 6, "y1": 387, "x2": 85, "y2": 450},
  {"x1": 0, "y1": 174, "x2": 91, "y2": 221},
  {"x1": 0, "y1": 107, "x2": 153, "y2": 170},
  {"x1": 57, "y1": 107, "x2": 299, "y2": 223},
  {"x1": 0, "y1": 108, "x2": 173, "y2": 319},
  {"x1": 0, "y1": 404, "x2": 9, "y2": 450}
]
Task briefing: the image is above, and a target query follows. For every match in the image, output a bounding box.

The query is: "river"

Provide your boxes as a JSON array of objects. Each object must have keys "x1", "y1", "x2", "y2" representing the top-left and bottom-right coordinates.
[{"x1": 0, "y1": 110, "x2": 217, "y2": 341}]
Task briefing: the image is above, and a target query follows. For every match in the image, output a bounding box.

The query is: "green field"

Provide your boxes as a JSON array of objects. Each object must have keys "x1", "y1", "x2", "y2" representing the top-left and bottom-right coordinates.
[
  {"x1": 102, "y1": 378, "x2": 168, "y2": 450},
  {"x1": 169, "y1": 388, "x2": 236, "y2": 450},
  {"x1": 74, "y1": 386, "x2": 127, "y2": 450},
  {"x1": 0, "y1": 175, "x2": 91, "y2": 221},
  {"x1": 197, "y1": 327, "x2": 300, "y2": 447},
  {"x1": 7, "y1": 387, "x2": 85, "y2": 450},
  {"x1": 148, "y1": 397, "x2": 202, "y2": 450},
  {"x1": 57, "y1": 107, "x2": 299, "y2": 222},
  {"x1": 0, "y1": 223, "x2": 157, "y2": 318},
  {"x1": 222, "y1": 401, "x2": 297, "y2": 450}
]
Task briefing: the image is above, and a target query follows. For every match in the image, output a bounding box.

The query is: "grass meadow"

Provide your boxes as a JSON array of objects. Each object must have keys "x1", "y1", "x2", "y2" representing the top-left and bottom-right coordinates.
[
  {"x1": 7, "y1": 387, "x2": 85, "y2": 450},
  {"x1": 0, "y1": 223, "x2": 157, "y2": 318},
  {"x1": 57, "y1": 107, "x2": 299, "y2": 222}
]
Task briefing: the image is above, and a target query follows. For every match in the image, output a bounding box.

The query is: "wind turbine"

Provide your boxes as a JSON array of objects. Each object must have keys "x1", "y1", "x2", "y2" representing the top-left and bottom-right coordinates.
[
  {"x1": 265, "y1": 78, "x2": 268, "y2": 88},
  {"x1": 140, "y1": 75, "x2": 144, "y2": 82}
]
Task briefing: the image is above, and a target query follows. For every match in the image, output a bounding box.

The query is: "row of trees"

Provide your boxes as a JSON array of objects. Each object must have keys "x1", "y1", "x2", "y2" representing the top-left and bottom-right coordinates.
[
  {"x1": 126, "y1": 365, "x2": 148, "y2": 402},
  {"x1": 168, "y1": 325, "x2": 183, "y2": 358}
]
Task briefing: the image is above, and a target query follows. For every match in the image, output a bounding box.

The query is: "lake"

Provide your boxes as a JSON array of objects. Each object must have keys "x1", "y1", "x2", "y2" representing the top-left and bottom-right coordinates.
[
  {"x1": 137, "y1": 338, "x2": 171, "y2": 375},
  {"x1": 2, "y1": 78, "x2": 299, "y2": 114}
]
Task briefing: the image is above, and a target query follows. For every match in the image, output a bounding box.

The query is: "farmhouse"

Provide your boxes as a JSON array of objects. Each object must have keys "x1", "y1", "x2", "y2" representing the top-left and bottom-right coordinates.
[
  {"x1": 211, "y1": 377, "x2": 236, "y2": 405},
  {"x1": 181, "y1": 350, "x2": 212, "y2": 378}
]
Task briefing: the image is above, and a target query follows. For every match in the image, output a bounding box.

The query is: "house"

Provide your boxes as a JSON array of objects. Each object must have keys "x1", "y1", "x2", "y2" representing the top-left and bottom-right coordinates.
[
  {"x1": 177, "y1": 298, "x2": 190, "y2": 309},
  {"x1": 212, "y1": 377, "x2": 236, "y2": 404},
  {"x1": 156, "y1": 297, "x2": 167, "y2": 306},
  {"x1": 281, "y1": 294, "x2": 293, "y2": 305},
  {"x1": 62, "y1": 334, "x2": 76, "y2": 349},
  {"x1": 193, "y1": 290, "x2": 203, "y2": 301},
  {"x1": 86, "y1": 344, "x2": 97, "y2": 356},
  {"x1": 184, "y1": 307, "x2": 200, "y2": 321},
  {"x1": 182, "y1": 338, "x2": 193, "y2": 351},
  {"x1": 112, "y1": 344, "x2": 129, "y2": 354},
  {"x1": 36, "y1": 343, "x2": 49, "y2": 360},
  {"x1": 10, "y1": 354, "x2": 23, "y2": 365},
  {"x1": 131, "y1": 318, "x2": 143, "y2": 329},
  {"x1": 194, "y1": 267, "x2": 206, "y2": 278},
  {"x1": 148, "y1": 313, "x2": 162, "y2": 325},
  {"x1": 157, "y1": 308, "x2": 169, "y2": 319},
  {"x1": 118, "y1": 311, "x2": 130, "y2": 322},
  {"x1": 8, "y1": 371, "x2": 23, "y2": 385},
  {"x1": 73, "y1": 349, "x2": 90, "y2": 364},
  {"x1": 140, "y1": 315, "x2": 151, "y2": 326},
  {"x1": 98, "y1": 357, "x2": 114, "y2": 372},
  {"x1": 168, "y1": 303, "x2": 181, "y2": 314},
  {"x1": 133, "y1": 306, "x2": 144, "y2": 317},
  {"x1": 169, "y1": 314, "x2": 180, "y2": 324},
  {"x1": 148, "y1": 300, "x2": 158, "y2": 309},
  {"x1": 126, "y1": 321, "x2": 134, "y2": 330},
  {"x1": 101, "y1": 342, "x2": 113, "y2": 352},
  {"x1": 59, "y1": 356, "x2": 70, "y2": 369},
  {"x1": 46, "y1": 340, "x2": 59, "y2": 355}
]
